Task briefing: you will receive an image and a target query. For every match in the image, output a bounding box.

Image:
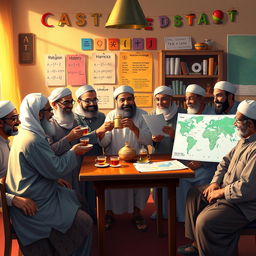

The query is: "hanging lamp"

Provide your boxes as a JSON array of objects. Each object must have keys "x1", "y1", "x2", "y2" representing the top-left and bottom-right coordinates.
[{"x1": 105, "y1": 0, "x2": 147, "y2": 29}]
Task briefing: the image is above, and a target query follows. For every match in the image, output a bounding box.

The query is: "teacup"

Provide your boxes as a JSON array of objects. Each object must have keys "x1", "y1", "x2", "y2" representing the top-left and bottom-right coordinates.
[
  {"x1": 110, "y1": 156, "x2": 120, "y2": 166},
  {"x1": 81, "y1": 126, "x2": 89, "y2": 136},
  {"x1": 95, "y1": 155, "x2": 107, "y2": 165},
  {"x1": 80, "y1": 138, "x2": 89, "y2": 146}
]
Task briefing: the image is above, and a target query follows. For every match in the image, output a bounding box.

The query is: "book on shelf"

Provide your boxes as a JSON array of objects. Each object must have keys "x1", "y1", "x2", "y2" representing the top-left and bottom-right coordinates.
[
  {"x1": 170, "y1": 57, "x2": 175, "y2": 75},
  {"x1": 180, "y1": 61, "x2": 189, "y2": 75},
  {"x1": 165, "y1": 58, "x2": 170, "y2": 75},
  {"x1": 174, "y1": 57, "x2": 180, "y2": 75},
  {"x1": 208, "y1": 57, "x2": 214, "y2": 75},
  {"x1": 202, "y1": 59, "x2": 208, "y2": 75},
  {"x1": 189, "y1": 72, "x2": 202, "y2": 75}
]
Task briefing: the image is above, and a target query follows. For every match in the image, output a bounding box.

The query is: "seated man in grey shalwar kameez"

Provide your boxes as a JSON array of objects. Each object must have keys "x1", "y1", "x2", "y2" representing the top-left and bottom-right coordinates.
[
  {"x1": 99, "y1": 85, "x2": 152, "y2": 231},
  {"x1": 6, "y1": 93, "x2": 93, "y2": 256},
  {"x1": 47, "y1": 87, "x2": 86, "y2": 192},
  {"x1": 178, "y1": 100, "x2": 256, "y2": 256}
]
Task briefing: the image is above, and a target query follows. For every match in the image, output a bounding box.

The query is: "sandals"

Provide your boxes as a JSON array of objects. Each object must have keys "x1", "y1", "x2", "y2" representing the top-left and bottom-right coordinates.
[
  {"x1": 105, "y1": 214, "x2": 114, "y2": 231},
  {"x1": 132, "y1": 215, "x2": 148, "y2": 232},
  {"x1": 177, "y1": 244, "x2": 199, "y2": 256}
]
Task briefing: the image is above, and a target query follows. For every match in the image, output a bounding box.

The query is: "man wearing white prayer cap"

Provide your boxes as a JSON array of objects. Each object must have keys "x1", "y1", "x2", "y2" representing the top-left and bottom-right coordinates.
[
  {"x1": 73, "y1": 85, "x2": 106, "y2": 221},
  {"x1": 178, "y1": 99, "x2": 256, "y2": 256},
  {"x1": 99, "y1": 85, "x2": 152, "y2": 231},
  {"x1": 0, "y1": 100, "x2": 37, "y2": 215},
  {"x1": 185, "y1": 84, "x2": 212, "y2": 114},
  {"x1": 176, "y1": 84, "x2": 216, "y2": 222},
  {"x1": 213, "y1": 81, "x2": 240, "y2": 114},
  {"x1": 150, "y1": 85, "x2": 186, "y2": 219},
  {"x1": 48, "y1": 87, "x2": 86, "y2": 191},
  {"x1": 5, "y1": 93, "x2": 93, "y2": 256}
]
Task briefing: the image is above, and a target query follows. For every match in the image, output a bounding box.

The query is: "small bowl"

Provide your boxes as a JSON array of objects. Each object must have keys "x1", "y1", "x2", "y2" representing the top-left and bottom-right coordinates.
[{"x1": 194, "y1": 43, "x2": 208, "y2": 51}]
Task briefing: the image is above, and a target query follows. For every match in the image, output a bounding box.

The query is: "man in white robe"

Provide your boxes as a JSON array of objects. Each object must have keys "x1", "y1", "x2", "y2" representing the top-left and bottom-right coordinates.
[
  {"x1": 99, "y1": 85, "x2": 152, "y2": 231},
  {"x1": 0, "y1": 100, "x2": 37, "y2": 215},
  {"x1": 150, "y1": 86, "x2": 185, "y2": 219},
  {"x1": 6, "y1": 93, "x2": 93, "y2": 256}
]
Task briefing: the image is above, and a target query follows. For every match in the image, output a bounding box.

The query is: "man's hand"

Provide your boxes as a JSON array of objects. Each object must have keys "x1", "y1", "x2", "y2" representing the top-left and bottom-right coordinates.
[
  {"x1": 12, "y1": 196, "x2": 38, "y2": 216},
  {"x1": 152, "y1": 135, "x2": 164, "y2": 142},
  {"x1": 121, "y1": 118, "x2": 139, "y2": 137},
  {"x1": 71, "y1": 143, "x2": 92, "y2": 155},
  {"x1": 162, "y1": 126, "x2": 175, "y2": 138},
  {"x1": 96, "y1": 121, "x2": 114, "y2": 136},
  {"x1": 206, "y1": 188, "x2": 225, "y2": 203},
  {"x1": 203, "y1": 182, "x2": 220, "y2": 198},
  {"x1": 66, "y1": 126, "x2": 84, "y2": 142},
  {"x1": 57, "y1": 178, "x2": 72, "y2": 189},
  {"x1": 188, "y1": 161, "x2": 202, "y2": 170}
]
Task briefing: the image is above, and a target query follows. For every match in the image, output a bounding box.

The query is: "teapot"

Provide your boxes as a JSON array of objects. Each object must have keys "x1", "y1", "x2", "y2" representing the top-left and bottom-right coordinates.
[{"x1": 118, "y1": 142, "x2": 137, "y2": 162}]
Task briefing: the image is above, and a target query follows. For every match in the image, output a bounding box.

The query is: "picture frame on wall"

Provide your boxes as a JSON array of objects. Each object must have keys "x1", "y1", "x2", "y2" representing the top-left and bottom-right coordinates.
[{"x1": 18, "y1": 33, "x2": 35, "y2": 64}]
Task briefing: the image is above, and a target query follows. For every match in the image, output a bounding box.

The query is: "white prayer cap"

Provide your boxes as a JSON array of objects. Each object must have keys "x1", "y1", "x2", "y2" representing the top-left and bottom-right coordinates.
[
  {"x1": 114, "y1": 85, "x2": 134, "y2": 99},
  {"x1": 75, "y1": 85, "x2": 95, "y2": 99},
  {"x1": 237, "y1": 100, "x2": 256, "y2": 120},
  {"x1": 214, "y1": 81, "x2": 236, "y2": 94},
  {"x1": 186, "y1": 84, "x2": 205, "y2": 97},
  {"x1": 48, "y1": 88, "x2": 72, "y2": 103},
  {"x1": 154, "y1": 85, "x2": 173, "y2": 97},
  {"x1": 0, "y1": 101, "x2": 16, "y2": 118}
]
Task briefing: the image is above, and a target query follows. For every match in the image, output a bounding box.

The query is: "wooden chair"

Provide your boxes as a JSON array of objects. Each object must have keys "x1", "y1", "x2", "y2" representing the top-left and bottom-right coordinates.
[
  {"x1": 240, "y1": 219, "x2": 256, "y2": 244},
  {"x1": 0, "y1": 178, "x2": 22, "y2": 256}
]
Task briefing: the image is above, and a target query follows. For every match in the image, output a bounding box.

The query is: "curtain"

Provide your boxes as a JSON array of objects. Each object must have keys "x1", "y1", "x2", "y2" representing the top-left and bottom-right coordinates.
[{"x1": 0, "y1": 0, "x2": 21, "y2": 108}]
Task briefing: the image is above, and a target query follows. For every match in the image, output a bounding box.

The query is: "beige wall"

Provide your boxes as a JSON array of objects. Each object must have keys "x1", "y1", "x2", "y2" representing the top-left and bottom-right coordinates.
[{"x1": 11, "y1": 0, "x2": 254, "y2": 111}]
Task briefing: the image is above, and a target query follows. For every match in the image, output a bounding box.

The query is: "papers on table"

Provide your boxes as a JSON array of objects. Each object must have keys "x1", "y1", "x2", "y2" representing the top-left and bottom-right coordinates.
[
  {"x1": 134, "y1": 160, "x2": 188, "y2": 173},
  {"x1": 142, "y1": 114, "x2": 166, "y2": 136}
]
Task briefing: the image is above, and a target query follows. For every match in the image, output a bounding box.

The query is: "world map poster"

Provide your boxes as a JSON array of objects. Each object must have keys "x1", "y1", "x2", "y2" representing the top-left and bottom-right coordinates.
[{"x1": 172, "y1": 113, "x2": 240, "y2": 163}]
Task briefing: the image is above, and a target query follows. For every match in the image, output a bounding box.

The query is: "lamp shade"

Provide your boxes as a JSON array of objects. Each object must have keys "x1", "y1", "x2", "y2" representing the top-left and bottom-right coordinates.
[{"x1": 105, "y1": 0, "x2": 147, "y2": 29}]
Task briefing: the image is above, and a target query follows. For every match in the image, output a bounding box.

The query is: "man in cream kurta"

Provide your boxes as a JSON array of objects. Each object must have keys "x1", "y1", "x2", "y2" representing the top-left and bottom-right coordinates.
[
  {"x1": 178, "y1": 100, "x2": 256, "y2": 256},
  {"x1": 99, "y1": 85, "x2": 152, "y2": 230},
  {"x1": 6, "y1": 93, "x2": 92, "y2": 256}
]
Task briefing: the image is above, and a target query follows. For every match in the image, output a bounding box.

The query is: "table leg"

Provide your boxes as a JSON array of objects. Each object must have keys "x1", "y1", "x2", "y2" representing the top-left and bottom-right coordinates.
[
  {"x1": 96, "y1": 184, "x2": 105, "y2": 256},
  {"x1": 168, "y1": 184, "x2": 176, "y2": 256},
  {"x1": 156, "y1": 187, "x2": 163, "y2": 236}
]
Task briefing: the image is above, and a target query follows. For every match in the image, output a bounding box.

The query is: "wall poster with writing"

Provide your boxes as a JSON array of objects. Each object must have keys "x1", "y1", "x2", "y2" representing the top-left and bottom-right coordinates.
[
  {"x1": 119, "y1": 52, "x2": 153, "y2": 92},
  {"x1": 66, "y1": 54, "x2": 87, "y2": 86},
  {"x1": 92, "y1": 52, "x2": 116, "y2": 84},
  {"x1": 45, "y1": 54, "x2": 66, "y2": 86}
]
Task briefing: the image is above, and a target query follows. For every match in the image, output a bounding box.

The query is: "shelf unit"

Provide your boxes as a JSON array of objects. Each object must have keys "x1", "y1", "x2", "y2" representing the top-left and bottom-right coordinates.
[{"x1": 158, "y1": 50, "x2": 224, "y2": 107}]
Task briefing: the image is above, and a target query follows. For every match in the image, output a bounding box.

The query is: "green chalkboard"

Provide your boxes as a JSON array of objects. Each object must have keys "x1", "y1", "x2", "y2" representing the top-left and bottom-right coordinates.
[{"x1": 228, "y1": 35, "x2": 256, "y2": 85}]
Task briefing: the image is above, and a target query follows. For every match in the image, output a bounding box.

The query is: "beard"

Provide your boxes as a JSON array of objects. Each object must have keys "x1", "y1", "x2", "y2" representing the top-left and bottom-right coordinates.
[
  {"x1": 236, "y1": 124, "x2": 249, "y2": 138},
  {"x1": 187, "y1": 102, "x2": 200, "y2": 114},
  {"x1": 118, "y1": 104, "x2": 136, "y2": 118},
  {"x1": 214, "y1": 99, "x2": 229, "y2": 114},
  {"x1": 3, "y1": 124, "x2": 18, "y2": 136},
  {"x1": 54, "y1": 107, "x2": 74, "y2": 125},
  {"x1": 41, "y1": 117, "x2": 56, "y2": 137},
  {"x1": 156, "y1": 107, "x2": 170, "y2": 116},
  {"x1": 81, "y1": 104, "x2": 98, "y2": 118}
]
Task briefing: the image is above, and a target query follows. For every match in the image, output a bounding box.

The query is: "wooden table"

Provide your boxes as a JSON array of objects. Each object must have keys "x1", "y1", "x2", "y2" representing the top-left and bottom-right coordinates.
[{"x1": 79, "y1": 154, "x2": 194, "y2": 256}]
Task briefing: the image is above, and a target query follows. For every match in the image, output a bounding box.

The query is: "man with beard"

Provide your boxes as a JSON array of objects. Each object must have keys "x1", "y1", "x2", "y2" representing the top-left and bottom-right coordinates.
[
  {"x1": 150, "y1": 85, "x2": 185, "y2": 219},
  {"x1": 48, "y1": 87, "x2": 85, "y2": 191},
  {"x1": 73, "y1": 85, "x2": 106, "y2": 221},
  {"x1": 99, "y1": 85, "x2": 152, "y2": 231},
  {"x1": 213, "y1": 81, "x2": 240, "y2": 114},
  {"x1": 176, "y1": 84, "x2": 217, "y2": 222},
  {"x1": 0, "y1": 100, "x2": 37, "y2": 216},
  {"x1": 6, "y1": 93, "x2": 93, "y2": 256},
  {"x1": 178, "y1": 100, "x2": 256, "y2": 256}
]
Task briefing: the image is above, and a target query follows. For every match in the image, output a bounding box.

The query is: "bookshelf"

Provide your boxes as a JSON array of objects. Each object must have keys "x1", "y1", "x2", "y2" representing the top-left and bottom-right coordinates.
[{"x1": 158, "y1": 50, "x2": 224, "y2": 107}]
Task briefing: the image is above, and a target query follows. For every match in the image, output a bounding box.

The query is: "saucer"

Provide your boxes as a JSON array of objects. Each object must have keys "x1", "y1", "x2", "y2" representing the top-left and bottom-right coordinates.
[
  {"x1": 110, "y1": 164, "x2": 121, "y2": 168},
  {"x1": 82, "y1": 144, "x2": 93, "y2": 149},
  {"x1": 95, "y1": 163, "x2": 110, "y2": 168}
]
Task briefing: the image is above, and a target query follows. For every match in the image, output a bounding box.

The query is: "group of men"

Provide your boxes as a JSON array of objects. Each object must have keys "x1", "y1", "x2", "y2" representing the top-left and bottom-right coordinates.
[{"x1": 1, "y1": 80, "x2": 256, "y2": 256}]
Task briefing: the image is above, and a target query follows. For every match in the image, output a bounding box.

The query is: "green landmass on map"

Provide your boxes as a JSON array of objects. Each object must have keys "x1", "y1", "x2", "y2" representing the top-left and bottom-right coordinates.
[
  {"x1": 178, "y1": 116, "x2": 203, "y2": 136},
  {"x1": 202, "y1": 117, "x2": 236, "y2": 150},
  {"x1": 186, "y1": 136, "x2": 197, "y2": 153}
]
